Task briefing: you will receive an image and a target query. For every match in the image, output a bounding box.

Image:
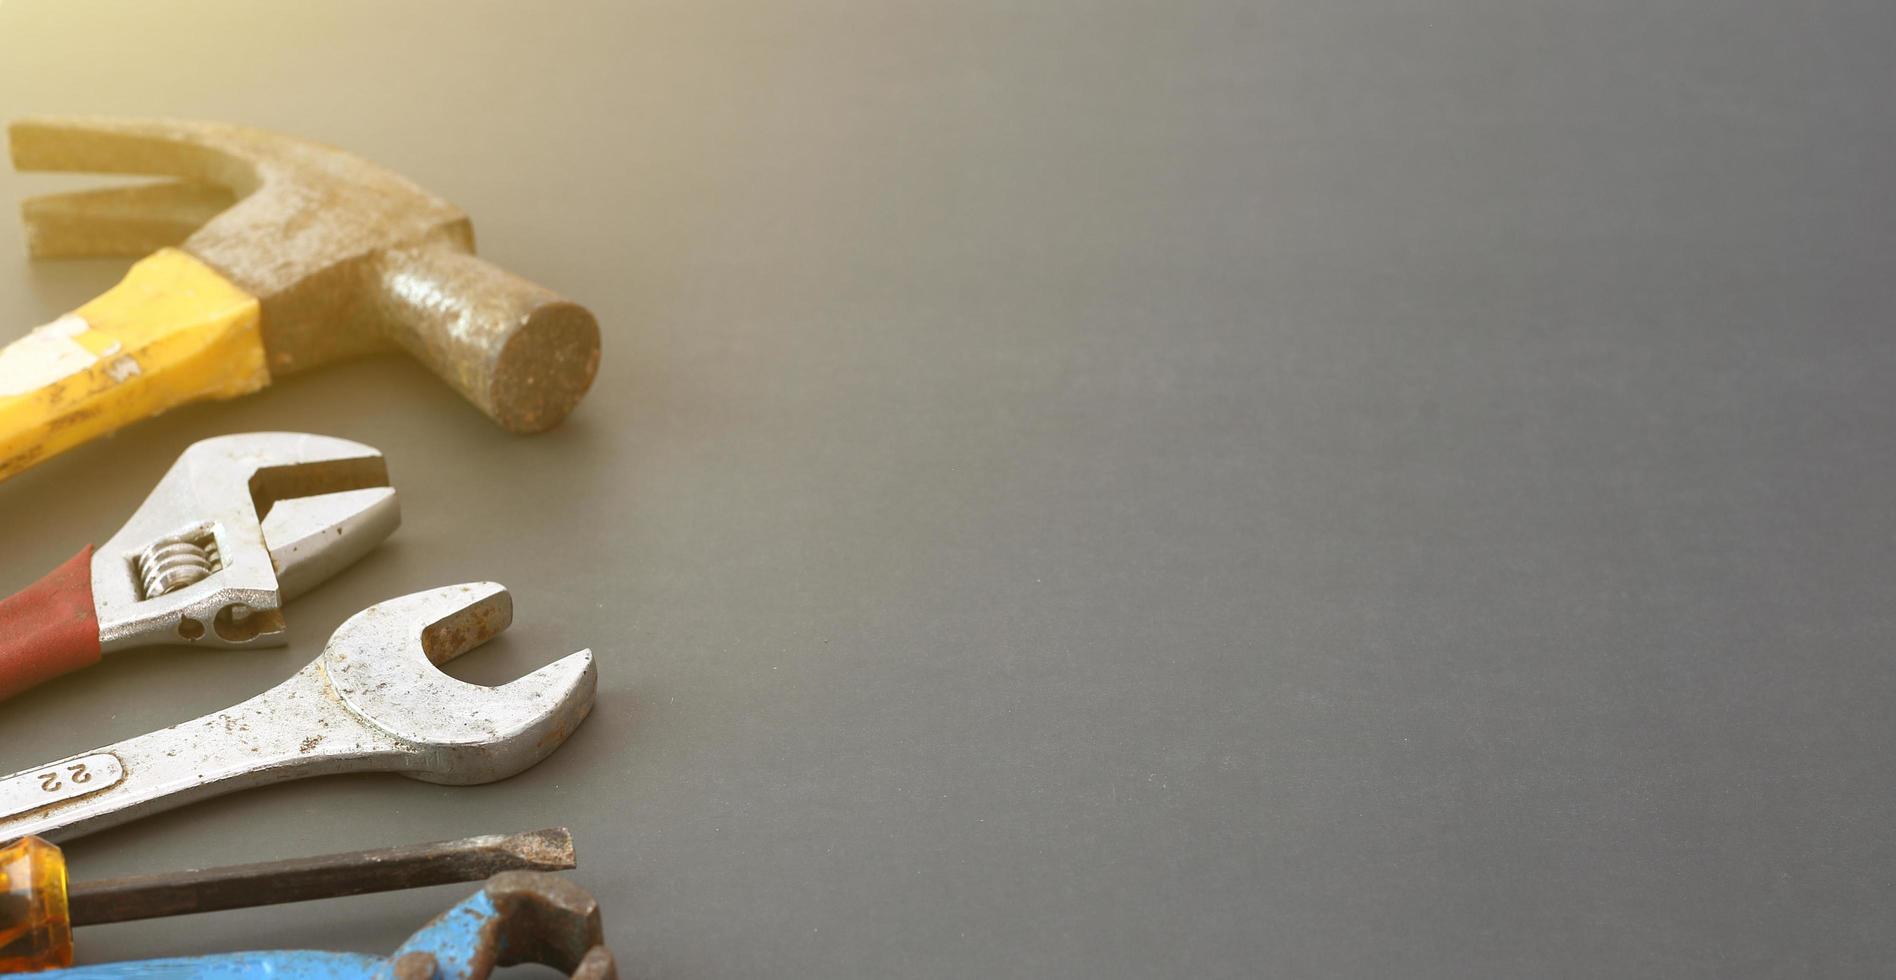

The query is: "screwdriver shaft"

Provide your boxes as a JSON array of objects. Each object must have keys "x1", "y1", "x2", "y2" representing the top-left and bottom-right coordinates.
[{"x1": 66, "y1": 827, "x2": 575, "y2": 926}]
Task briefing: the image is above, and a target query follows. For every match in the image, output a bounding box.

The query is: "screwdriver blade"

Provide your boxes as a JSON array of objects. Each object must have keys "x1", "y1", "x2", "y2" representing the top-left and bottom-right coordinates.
[{"x1": 67, "y1": 827, "x2": 576, "y2": 926}]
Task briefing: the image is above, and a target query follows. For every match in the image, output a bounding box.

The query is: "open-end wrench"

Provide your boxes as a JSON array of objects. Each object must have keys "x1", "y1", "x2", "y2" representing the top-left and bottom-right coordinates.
[
  {"x1": 0, "y1": 432, "x2": 399, "y2": 700},
  {"x1": 39, "y1": 871, "x2": 616, "y2": 979},
  {"x1": 0, "y1": 583, "x2": 597, "y2": 842}
]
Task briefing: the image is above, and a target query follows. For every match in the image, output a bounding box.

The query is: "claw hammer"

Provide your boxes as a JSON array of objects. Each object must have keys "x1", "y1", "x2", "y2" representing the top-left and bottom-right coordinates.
[{"x1": 0, "y1": 117, "x2": 602, "y2": 482}]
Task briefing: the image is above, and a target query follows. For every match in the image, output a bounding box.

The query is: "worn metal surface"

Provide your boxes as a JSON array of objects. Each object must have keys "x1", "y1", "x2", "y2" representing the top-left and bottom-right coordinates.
[
  {"x1": 0, "y1": 753, "x2": 122, "y2": 820},
  {"x1": 41, "y1": 872, "x2": 615, "y2": 979},
  {"x1": 10, "y1": 116, "x2": 602, "y2": 433},
  {"x1": 90, "y1": 432, "x2": 397, "y2": 652},
  {"x1": 0, "y1": 583, "x2": 596, "y2": 842},
  {"x1": 67, "y1": 827, "x2": 577, "y2": 926}
]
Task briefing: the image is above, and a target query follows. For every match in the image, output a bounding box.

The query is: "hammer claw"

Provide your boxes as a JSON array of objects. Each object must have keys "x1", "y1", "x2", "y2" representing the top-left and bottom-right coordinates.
[
  {"x1": 9, "y1": 116, "x2": 257, "y2": 186},
  {"x1": 21, "y1": 179, "x2": 235, "y2": 258}
]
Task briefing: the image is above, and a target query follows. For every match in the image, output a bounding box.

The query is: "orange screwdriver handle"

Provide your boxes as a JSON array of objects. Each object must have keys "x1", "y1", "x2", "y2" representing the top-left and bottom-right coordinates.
[
  {"x1": 0, "y1": 547, "x2": 100, "y2": 702},
  {"x1": 0, "y1": 835, "x2": 72, "y2": 971}
]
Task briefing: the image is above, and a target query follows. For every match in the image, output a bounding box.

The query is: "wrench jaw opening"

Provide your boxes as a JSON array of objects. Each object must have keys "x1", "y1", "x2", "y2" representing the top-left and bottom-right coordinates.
[
  {"x1": 0, "y1": 583, "x2": 593, "y2": 845},
  {"x1": 324, "y1": 583, "x2": 599, "y2": 788},
  {"x1": 381, "y1": 872, "x2": 616, "y2": 980},
  {"x1": 262, "y1": 485, "x2": 400, "y2": 602},
  {"x1": 405, "y1": 647, "x2": 599, "y2": 787},
  {"x1": 480, "y1": 873, "x2": 615, "y2": 978},
  {"x1": 88, "y1": 433, "x2": 396, "y2": 652}
]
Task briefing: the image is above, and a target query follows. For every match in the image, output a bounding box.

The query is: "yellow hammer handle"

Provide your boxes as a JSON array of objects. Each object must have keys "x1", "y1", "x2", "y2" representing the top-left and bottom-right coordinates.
[{"x1": 0, "y1": 249, "x2": 266, "y2": 482}]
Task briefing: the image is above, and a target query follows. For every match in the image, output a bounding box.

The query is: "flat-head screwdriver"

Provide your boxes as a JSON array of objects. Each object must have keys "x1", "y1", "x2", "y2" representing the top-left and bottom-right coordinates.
[{"x1": 0, "y1": 827, "x2": 576, "y2": 972}]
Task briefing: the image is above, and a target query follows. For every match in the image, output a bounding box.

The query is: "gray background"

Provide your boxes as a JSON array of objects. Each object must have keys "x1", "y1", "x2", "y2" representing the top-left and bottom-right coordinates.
[{"x1": 0, "y1": 2, "x2": 1892, "y2": 977}]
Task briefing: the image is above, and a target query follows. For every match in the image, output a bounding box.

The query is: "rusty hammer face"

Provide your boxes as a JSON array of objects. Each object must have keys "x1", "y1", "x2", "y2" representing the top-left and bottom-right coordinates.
[{"x1": 1, "y1": 116, "x2": 600, "y2": 477}]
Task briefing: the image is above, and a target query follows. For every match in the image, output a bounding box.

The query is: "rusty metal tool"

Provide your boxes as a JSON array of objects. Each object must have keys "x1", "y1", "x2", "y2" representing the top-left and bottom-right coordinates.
[
  {"x1": 0, "y1": 431, "x2": 398, "y2": 701},
  {"x1": 0, "y1": 583, "x2": 597, "y2": 843},
  {"x1": 25, "y1": 872, "x2": 615, "y2": 979},
  {"x1": 0, "y1": 828, "x2": 577, "y2": 971},
  {"x1": 0, "y1": 116, "x2": 602, "y2": 482}
]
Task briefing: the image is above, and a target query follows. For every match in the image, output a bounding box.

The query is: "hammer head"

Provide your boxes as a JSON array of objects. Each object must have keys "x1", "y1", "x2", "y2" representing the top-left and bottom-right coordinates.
[{"x1": 10, "y1": 116, "x2": 601, "y2": 433}]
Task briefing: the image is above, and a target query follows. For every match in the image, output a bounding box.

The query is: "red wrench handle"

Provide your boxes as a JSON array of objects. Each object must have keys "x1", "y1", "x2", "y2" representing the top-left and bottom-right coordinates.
[{"x1": 0, "y1": 546, "x2": 101, "y2": 701}]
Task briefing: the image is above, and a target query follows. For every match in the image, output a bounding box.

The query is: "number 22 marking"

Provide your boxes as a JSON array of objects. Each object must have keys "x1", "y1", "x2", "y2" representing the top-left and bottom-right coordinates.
[{"x1": 37, "y1": 762, "x2": 91, "y2": 793}]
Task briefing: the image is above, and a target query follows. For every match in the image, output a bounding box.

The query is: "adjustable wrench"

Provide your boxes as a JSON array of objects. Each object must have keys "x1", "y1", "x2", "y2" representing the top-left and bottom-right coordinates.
[
  {"x1": 0, "y1": 432, "x2": 399, "y2": 700},
  {"x1": 0, "y1": 583, "x2": 597, "y2": 842}
]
